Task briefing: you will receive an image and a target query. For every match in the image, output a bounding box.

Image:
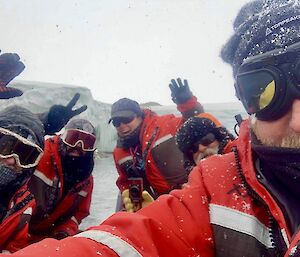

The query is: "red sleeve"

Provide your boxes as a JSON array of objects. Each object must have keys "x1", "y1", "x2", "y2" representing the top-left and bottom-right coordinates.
[
  {"x1": 53, "y1": 177, "x2": 93, "y2": 236},
  {"x1": 8, "y1": 166, "x2": 214, "y2": 257},
  {"x1": 176, "y1": 96, "x2": 204, "y2": 119},
  {"x1": 113, "y1": 149, "x2": 130, "y2": 192}
]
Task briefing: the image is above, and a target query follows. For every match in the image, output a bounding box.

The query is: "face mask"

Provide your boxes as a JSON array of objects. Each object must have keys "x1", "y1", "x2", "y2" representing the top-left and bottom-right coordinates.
[{"x1": 0, "y1": 163, "x2": 18, "y2": 189}]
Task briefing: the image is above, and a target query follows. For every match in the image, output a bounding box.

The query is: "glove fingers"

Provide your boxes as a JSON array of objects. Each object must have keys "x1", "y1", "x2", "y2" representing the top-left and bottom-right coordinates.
[
  {"x1": 66, "y1": 93, "x2": 80, "y2": 109},
  {"x1": 123, "y1": 197, "x2": 134, "y2": 212},
  {"x1": 142, "y1": 191, "x2": 154, "y2": 202},
  {"x1": 170, "y1": 79, "x2": 179, "y2": 89},
  {"x1": 183, "y1": 79, "x2": 189, "y2": 88},
  {"x1": 71, "y1": 105, "x2": 87, "y2": 117},
  {"x1": 122, "y1": 189, "x2": 130, "y2": 198},
  {"x1": 0, "y1": 86, "x2": 23, "y2": 99},
  {"x1": 0, "y1": 62, "x2": 25, "y2": 86},
  {"x1": 176, "y1": 78, "x2": 184, "y2": 88}
]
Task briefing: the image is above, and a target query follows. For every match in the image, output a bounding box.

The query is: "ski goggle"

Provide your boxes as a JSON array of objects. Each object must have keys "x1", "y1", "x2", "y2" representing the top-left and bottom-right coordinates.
[
  {"x1": 235, "y1": 41, "x2": 300, "y2": 121},
  {"x1": 0, "y1": 127, "x2": 43, "y2": 169},
  {"x1": 191, "y1": 133, "x2": 216, "y2": 153},
  {"x1": 111, "y1": 116, "x2": 135, "y2": 127},
  {"x1": 61, "y1": 129, "x2": 96, "y2": 151}
]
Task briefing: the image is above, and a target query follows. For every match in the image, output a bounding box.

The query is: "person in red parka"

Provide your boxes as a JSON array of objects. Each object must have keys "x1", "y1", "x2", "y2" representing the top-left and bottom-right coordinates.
[
  {"x1": 6, "y1": 1, "x2": 300, "y2": 256},
  {"x1": 0, "y1": 106, "x2": 44, "y2": 253},
  {"x1": 109, "y1": 78, "x2": 203, "y2": 212},
  {"x1": 175, "y1": 112, "x2": 235, "y2": 172},
  {"x1": 28, "y1": 118, "x2": 96, "y2": 242}
]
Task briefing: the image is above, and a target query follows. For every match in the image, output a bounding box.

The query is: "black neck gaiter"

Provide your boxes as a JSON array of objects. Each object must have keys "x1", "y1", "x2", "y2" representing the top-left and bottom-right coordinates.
[
  {"x1": 61, "y1": 154, "x2": 94, "y2": 195},
  {"x1": 252, "y1": 137, "x2": 300, "y2": 235},
  {"x1": 117, "y1": 123, "x2": 143, "y2": 150}
]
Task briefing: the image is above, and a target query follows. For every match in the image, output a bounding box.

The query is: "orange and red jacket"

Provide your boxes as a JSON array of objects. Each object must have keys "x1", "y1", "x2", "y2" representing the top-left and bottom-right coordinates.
[
  {"x1": 114, "y1": 96, "x2": 203, "y2": 196},
  {"x1": 0, "y1": 183, "x2": 35, "y2": 253},
  {"x1": 28, "y1": 136, "x2": 93, "y2": 242},
  {"x1": 9, "y1": 120, "x2": 300, "y2": 257}
]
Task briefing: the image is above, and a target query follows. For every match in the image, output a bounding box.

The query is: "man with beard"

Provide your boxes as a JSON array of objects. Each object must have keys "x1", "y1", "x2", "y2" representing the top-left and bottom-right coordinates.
[
  {"x1": 175, "y1": 112, "x2": 235, "y2": 172},
  {"x1": 28, "y1": 118, "x2": 96, "y2": 242},
  {"x1": 109, "y1": 78, "x2": 203, "y2": 212},
  {"x1": 6, "y1": 0, "x2": 300, "y2": 256},
  {"x1": 0, "y1": 106, "x2": 44, "y2": 253}
]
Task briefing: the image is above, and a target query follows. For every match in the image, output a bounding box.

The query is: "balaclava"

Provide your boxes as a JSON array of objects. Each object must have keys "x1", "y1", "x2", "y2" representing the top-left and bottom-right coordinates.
[{"x1": 60, "y1": 119, "x2": 96, "y2": 194}]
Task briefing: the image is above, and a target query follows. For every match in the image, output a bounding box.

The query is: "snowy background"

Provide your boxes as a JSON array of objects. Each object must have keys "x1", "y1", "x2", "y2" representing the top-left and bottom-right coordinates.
[{"x1": 4, "y1": 81, "x2": 247, "y2": 229}]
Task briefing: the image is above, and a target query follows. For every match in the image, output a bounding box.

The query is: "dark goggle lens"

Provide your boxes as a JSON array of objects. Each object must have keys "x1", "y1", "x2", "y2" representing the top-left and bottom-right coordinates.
[
  {"x1": 236, "y1": 70, "x2": 276, "y2": 114},
  {"x1": 63, "y1": 129, "x2": 96, "y2": 150},
  {"x1": 191, "y1": 133, "x2": 216, "y2": 153},
  {"x1": 199, "y1": 133, "x2": 216, "y2": 147},
  {"x1": 0, "y1": 133, "x2": 41, "y2": 166},
  {"x1": 112, "y1": 116, "x2": 135, "y2": 127}
]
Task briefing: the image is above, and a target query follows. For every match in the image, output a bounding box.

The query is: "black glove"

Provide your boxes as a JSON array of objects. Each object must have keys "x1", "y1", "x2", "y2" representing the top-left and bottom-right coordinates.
[
  {"x1": 45, "y1": 93, "x2": 87, "y2": 134},
  {"x1": 169, "y1": 78, "x2": 193, "y2": 104},
  {"x1": 0, "y1": 53, "x2": 25, "y2": 99}
]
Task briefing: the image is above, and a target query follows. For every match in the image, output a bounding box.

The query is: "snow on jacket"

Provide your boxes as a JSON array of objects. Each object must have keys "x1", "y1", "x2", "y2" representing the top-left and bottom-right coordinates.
[
  {"x1": 8, "y1": 119, "x2": 300, "y2": 257},
  {"x1": 114, "y1": 96, "x2": 203, "y2": 196},
  {"x1": 28, "y1": 136, "x2": 93, "y2": 242},
  {"x1": 0, "y1": 183, "x2": 34, "y2": 253}
]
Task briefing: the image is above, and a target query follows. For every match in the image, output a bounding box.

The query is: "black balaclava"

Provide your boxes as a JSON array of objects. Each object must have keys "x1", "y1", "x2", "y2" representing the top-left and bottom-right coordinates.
[
  {"x1": 0, "y1": 106, "x2": 45, "y2": 220},
  {"x1": 60, "y1": 119, "x2": 96, "y2": 194},
  {"x1": 252, "y1": 134, "x2": 300, "y2": 234}
]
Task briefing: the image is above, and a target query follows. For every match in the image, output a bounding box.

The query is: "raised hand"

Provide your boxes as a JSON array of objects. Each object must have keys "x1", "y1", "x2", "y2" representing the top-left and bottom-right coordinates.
[
  {"x1": 169, "y1": 78, "x2": 193, "y2": 104},
  {"x1": 45, "y1": 93, "x2": 88, "y2": 134},
  {"x1": 0, "y1": 52, "x2": 25, "y2": 99}
]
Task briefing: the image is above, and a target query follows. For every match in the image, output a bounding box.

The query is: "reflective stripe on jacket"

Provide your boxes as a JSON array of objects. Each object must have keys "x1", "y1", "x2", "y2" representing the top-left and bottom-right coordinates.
[
  {"x1": 28, "y1": 136, "x2": 93, "y2": 241},
  {"x1": 10, "y1": 120, "x2": 300, "y2": 256},
  {"x1": 0, "y1": 183, "x2": 35, "y2": 253}
]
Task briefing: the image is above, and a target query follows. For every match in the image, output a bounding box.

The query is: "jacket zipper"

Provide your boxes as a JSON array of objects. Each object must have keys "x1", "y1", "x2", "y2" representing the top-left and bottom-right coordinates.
[{"x1": 233, "y1": 147, "x2": 282, "y2": 257}]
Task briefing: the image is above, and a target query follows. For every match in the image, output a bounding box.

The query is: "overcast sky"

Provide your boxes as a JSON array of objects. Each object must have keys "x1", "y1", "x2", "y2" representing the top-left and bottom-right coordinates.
[{"x1": 0, "y1": 0, "x2": 249, "y2": 105}]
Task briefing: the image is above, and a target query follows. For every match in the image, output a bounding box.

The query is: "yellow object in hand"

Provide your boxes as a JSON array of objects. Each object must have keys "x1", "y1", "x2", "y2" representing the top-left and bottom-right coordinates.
[{"x1": 121, "y1": 189, "x2": 154, "y2": 212}]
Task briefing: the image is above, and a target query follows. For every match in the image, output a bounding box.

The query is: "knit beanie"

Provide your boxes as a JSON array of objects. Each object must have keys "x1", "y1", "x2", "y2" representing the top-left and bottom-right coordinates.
[
  {"x1": 0, "y1": 105, "x2": 45, "y2": 149},
  {"x1": 221, "y1": 0, "x2": 300, "y2": 77},
  {"x1": 65, "y1": 118, "x2": 96, "y2": 136},
  {"x1": 175, "y1": 114, "x2": 221, "y2": 154}
]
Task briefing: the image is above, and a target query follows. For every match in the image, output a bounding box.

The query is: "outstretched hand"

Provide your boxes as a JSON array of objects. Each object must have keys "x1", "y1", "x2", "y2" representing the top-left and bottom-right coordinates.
[
  {"x1": 0, "y1": 52, "x2": 25, "y2": 99},
  {"x1": 169, "y1": 77, "x2": 193, "y2": 104},
  {"x1": 45, "y1": 93, "x2": 87, "y2": 134}
]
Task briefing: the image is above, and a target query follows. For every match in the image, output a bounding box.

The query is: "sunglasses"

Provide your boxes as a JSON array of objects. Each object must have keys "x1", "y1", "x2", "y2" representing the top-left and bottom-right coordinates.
[
  {"x1": 111, "y1": 116, "x2": 135, "y2": 127},
  {"x1": 235, "y1": 41, "x2": 300, "y2": 121},
  {"x1": 191, "y1": 133, "x2": 216, "y2": 153},
  {"x1": 61, "y1": 129, "x2": 96, "y2": 151},
  {"x1": 0, "y1": 127, "x2": 43, "y2": 169}
]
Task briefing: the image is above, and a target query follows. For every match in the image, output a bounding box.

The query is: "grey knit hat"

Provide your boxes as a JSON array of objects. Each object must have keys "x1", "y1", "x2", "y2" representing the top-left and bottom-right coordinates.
[
  {"x1": 65, "y1": 118, "x2": 96, "y2": 136},
  {"x1": 221, "y1": 0, "x2": 300, "y2": 77},
  {"x1": 0, "y1": 105, "x2": 45, "y2": 149}
]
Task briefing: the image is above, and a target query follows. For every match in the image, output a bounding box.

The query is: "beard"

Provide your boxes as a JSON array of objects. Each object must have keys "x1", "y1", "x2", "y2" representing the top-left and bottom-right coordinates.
[
  {"x1": 251, "y1": 118, "x2": 300, "y2": 148},
  {"x1": 194, "y1": 146, "x2": 219, "y2": 164}
]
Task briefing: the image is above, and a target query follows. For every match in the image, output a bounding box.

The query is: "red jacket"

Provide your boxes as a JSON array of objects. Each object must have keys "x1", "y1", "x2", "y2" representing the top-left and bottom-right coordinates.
[
  {"x1": 0, "y1": 183, "x2": 35, "y2": 253},
  {"x1": 114, "y1": 96, "x2": 203, "y2": 196},
  {"x1": 8, "y1": 120, "x2": 300, "y2": 257},
  {"x1": 28, "y1": 136, "x2": 93, "y2": 242}
]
